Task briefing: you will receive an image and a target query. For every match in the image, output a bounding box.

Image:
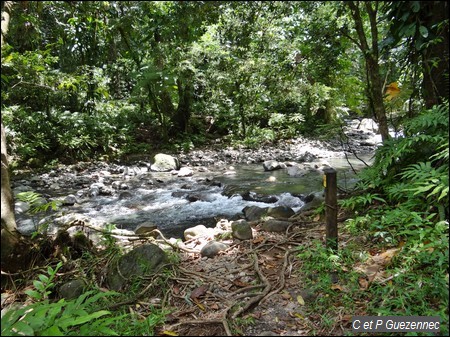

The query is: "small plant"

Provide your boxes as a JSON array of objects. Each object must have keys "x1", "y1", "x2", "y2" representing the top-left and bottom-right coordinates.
[
  {"x1": 16, "y1": 191, "x2": 62, "y2": 238},
  {"x1": 25, "y1": 262, "x2": 63, "y2": 302},
  {"x1": 1, "y1": 290, "x2": 123, "y2": 336},
  {"x1": 16, "y1": 191, "x2": 61, "y2": 215}
]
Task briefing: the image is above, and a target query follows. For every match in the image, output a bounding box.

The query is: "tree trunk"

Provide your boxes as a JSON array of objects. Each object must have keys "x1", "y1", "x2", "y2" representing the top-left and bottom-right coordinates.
[
  {"x1": 172, "y1": 78, "x2": 192, "y2": 133},
  {"x1": 346, "y1": 1, "x2": 390, "y2": 142},
  {"x1": 2, "y1": 1, "x2": 32, "y2": 272},
  {"x1": 420, "y1": 1, "x2": 449, "y2": 108},
  {"x1": 1, "y1": 122, "x2": 21, "y2": 264}
]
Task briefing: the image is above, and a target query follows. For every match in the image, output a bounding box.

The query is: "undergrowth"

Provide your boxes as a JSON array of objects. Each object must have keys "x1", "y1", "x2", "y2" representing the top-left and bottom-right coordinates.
[{"x1": 297, "y1": 102, "x2": 449, "y2": 335}]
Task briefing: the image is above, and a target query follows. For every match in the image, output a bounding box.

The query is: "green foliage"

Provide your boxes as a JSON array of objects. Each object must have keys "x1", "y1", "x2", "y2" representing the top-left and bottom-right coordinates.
[
  {"x1": 339, "y1": 102, "x2": 449, "y2": 333},
  {"x1": 15, "y1": 191, "x2": 61, "y2": 238},
  {"x1": 16, "y1": 191, "x2": 61, "y2": 215},
  {"x1": 339, "y1": 192, "x2": 386, "y2": 211},
  {"x1": 3, "y1": 101, "x2": 137, "y2": 165},
  {"x1": 295, "y1": 240, "x2": 365, "y2": 332},
  {"x1": 356, "y1": 102, "x2": 449, "y2": 193},
  {"x1": 1, "y1": 290, "x2": 123, "y2": 336},
  {"x1": 25, "y1": 262, "x2": 63, "y2": 302}
]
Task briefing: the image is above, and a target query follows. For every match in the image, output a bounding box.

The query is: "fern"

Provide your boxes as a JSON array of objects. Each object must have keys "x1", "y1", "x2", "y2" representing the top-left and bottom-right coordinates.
[
  {"x1": 16, "y1": 191, "x2": 61, "y2": 214},
  {"x1": 1, "y1": 290, "x2": 123, "y2": 336}
]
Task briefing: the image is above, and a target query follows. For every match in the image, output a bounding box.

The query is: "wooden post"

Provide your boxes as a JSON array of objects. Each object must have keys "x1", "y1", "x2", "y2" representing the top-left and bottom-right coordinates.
[{"x1": 324, "y1": 168, "x2": 338, "y2": 252}]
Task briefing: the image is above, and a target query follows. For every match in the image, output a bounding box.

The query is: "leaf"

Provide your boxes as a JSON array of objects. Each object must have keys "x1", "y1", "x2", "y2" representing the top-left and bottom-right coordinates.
[
  {"x1": 358, "y1": 277, "x2": 369, "y2": 290},
  {"x1": 233, "y1": 279, "x2": 250, "y2": 288},
  {"x1": 40, "y1": 325, "x2": 63, "y2": 336},
  {"x1": 11, "y1": 321, "x2": 35, "y2": 336},
  {"x1": 330, "y1": 284, "x2": 343, "y2": 291},
  {"x1": 161, "y1": 330, "x2": 178, "y2": 336},
  {"x1": 58, "y1": 310, "x2": 111, "y2": 328},
  {"x1": 192, "y1": 298, "x2": 205, "y2": 311},
  {"x1": 25, "y1": 289, "x2": 42, "y2": 300},
  {"x1": 297, "y1": 295, "x2": 305, "y2": 305},
  {"x1": 252, "y1": 236, "x2": 264, "y2": 244},
  {"x1": 385, "y1": 82, "x2": 400, "y2": 101},
  {"x1": 190, "y1": 284, "x2": 209, "y2": 300},
  {"x1": 38, "y1": 275, "x2": 50, "y2": 283}
]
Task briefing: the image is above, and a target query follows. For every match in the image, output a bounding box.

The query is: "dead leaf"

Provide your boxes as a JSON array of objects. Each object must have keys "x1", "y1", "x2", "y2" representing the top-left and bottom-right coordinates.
[
  {"x1": 358, "y1": 277, "x2": 369, "y2": 290},
  {"x1": 172, "y1": 285, "x2": 180, "y2": 295},
  {"x1": 297, "y1": 295, "x2": 305, "y2": 305},
  {"x1": 192, "y1": 298, "x2": 205, "y2": 311},
  {"x1": 210, "y1": 303, "x2": 219, "y2": 310},
  {"x1": 330, "y1": 284, "x2": 344, "y2": 291},
  {"x1": 371, "y1": 248, "x2": 399, "y2": 266},
  {"x1": 342, "y1": 314, "x2": 353, "y2": 322},
  {"x1": 289, "y1": 312, "x2": 305, "y2": 319},
  {"x1": 313, "y1": 214, "x2": 321, "y2": 221},
  {"x1": 385, "y1": 82, "x2": 401, "y2": 101},
  {"x1": 281, "y1": 291, "x2": 292, "y2": 300},
  {"x1": 190, "y1": 284, "x2": 209, "y2": 300},
  {"x1": 252, "y1": 236, "x2": 264, "y2": 244},
  {"x1": 233, "y1": 279, "x2": 250, "y2": 287},
  {"x1": 161, "y1": 330, "x2": 178, "y2": 336}
]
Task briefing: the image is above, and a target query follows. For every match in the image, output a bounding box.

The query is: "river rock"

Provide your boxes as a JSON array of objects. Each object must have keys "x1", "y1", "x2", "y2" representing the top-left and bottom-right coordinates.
[
  {"x1": 63, "y1": 194, "x2": 78, "y2": 206},
  {"x1": 263, "y1": 160, "x2": 286, "y2": 171},
  {"x1": 106, "y1": 244, "x2": 167, "y2": 291},
  {"x1": 151, "y1": 153, "x2": 181, "y2": 172},
  {"x1": 59, "y1": 279, "x2": 86, "y2": 300},
  {"x1": 178, "y1": 167, "x2": 193, "y2": 177},
  {"x1": 134, "y1": 222, "x2": 158, "y2": 237},
  {"x1": 242, "y1": 206, "x2": 268, "y2": 221},
  {"x1": 184, "y1": 225, "x2": 216, "y2": 240},
  {"x1": 261, "y1": 219, "x2": 291, "y2": 232},
  {"x1": 200, "y1": 241, "x2": 229, "y2": 258},
  {"x1": 242, "y1": 191, "x2": 278, "y2": 203},
  {"x1": 298, "y1": 191, "x2": 325, "y2": 212},
  {"x1": 231, "y1": 220, "x2": 253, "y2": 240},
  {"x1": 267, "y1": 206, "x2": 295, "y2": 219}
]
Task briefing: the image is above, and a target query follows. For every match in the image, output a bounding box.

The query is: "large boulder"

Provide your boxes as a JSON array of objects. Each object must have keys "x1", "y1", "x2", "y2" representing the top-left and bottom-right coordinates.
[
  {"x1": 106, "y1": 244, "x2": 167, "y2": 291},
  {"x1": 150, "y1": 153, "x2": 181, "y2": 172}
]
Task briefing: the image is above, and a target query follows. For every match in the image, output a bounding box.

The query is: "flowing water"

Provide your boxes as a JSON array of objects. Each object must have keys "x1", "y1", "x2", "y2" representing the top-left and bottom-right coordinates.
[{"x1": 70, "y1": 154, "x2": 372, "y2": 238}]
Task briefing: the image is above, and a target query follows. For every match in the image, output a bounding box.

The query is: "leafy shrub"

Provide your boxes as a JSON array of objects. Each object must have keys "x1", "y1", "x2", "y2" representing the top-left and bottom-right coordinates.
[{"x1": 340, "y1": 102, "x2": 449, "y2": 332}]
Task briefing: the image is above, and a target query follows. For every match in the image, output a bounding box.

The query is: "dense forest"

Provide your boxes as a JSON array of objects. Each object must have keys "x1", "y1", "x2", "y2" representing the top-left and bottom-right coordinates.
[{"x1": 1, "y1": 1, "x2": 449, "y2": 336}]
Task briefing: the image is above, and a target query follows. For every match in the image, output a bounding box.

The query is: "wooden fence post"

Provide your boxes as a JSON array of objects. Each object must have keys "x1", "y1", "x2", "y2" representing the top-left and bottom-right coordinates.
[{"x1": 324, "y1": 168, "x2": 338, "y2": 253}]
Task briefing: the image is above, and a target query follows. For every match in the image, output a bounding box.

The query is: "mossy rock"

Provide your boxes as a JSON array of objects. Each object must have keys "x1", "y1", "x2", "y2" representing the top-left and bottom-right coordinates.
[{"x1": 106, "y1": 244, "x2": 167, "y2": 291}]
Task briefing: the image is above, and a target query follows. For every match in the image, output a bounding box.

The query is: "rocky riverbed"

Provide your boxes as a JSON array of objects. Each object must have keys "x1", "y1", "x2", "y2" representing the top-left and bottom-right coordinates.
[{"x1": 11, "y1": 118, "x2": 382, "y2": 241}]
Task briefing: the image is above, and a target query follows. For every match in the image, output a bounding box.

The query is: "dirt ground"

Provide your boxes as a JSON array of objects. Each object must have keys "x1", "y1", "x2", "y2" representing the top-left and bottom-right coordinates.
[{"x1": 155, "y1": 214, "x2": 354, "y2": 336}]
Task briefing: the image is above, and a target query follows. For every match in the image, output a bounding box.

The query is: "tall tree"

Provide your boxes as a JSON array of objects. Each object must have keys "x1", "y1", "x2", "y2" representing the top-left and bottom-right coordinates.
[
  {"x1": 383, "y1": 1, "x2": 449, "y2": 109},
  {"x1": 1, "y1": 0, "x2": 23, "y2": 271},
  {"x1": 343, "y1": 1, "x2": 390, "y2": 142}
]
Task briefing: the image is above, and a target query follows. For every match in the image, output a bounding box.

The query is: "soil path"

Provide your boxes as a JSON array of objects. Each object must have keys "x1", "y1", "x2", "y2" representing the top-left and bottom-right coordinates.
[{"x1": 155, "y1": 212, "x2": 353, "y2": 336}]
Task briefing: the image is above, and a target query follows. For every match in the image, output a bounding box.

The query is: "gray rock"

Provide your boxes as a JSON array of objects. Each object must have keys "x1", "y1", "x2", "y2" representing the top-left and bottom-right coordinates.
[
  {"x1": 267, "y1": 206, "x2": 295, "y2": 219},
  {"x1": 200, "y1": 241, "x2": 229, "y2": 258},
  {"x1": 134, "y1": 222, "x2": 158, "y2": 236},
  {"x1": 298, "y1": 191, "x2": 324, "y2": 212},
  {"x1": 16, "y1": 218, "x2": 37, "y2": 236},
  {"x1": 184, "y1": 225, "x2": 215, "y2": 240},
  {"x1": 63, "y1": 194, "x2": 77, "y2": 206},
  {"x1": 106, "y1": 244, "x2": 167, "y2": 291},
  {"x1": 242, "y1": 206, "x2": 268, "y2": 221},
  {"x1": 231, "y1": 220, "x2": 253, "y2": 240},
  {"x1": 151, "y1": 153, "x2": 181, "y2": 172},
  {"x1": 263, "y1": 160, "x2": 285, "y2": 171},
  {"x1": 261, "y1": 219, "x2": 291, "y2": 232},
  {"x1": 15, "y1": 201, "x2": 30, "y2": 214},
  {"x1": 178, "y1": 167, "x2": 193, "y2": 177},
  {"x1": 119, "y1": 191, "x2": 133, "y2": 200},
  {"x1": 59, "y1": 279, "x2": 86, "y2": 300}
]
